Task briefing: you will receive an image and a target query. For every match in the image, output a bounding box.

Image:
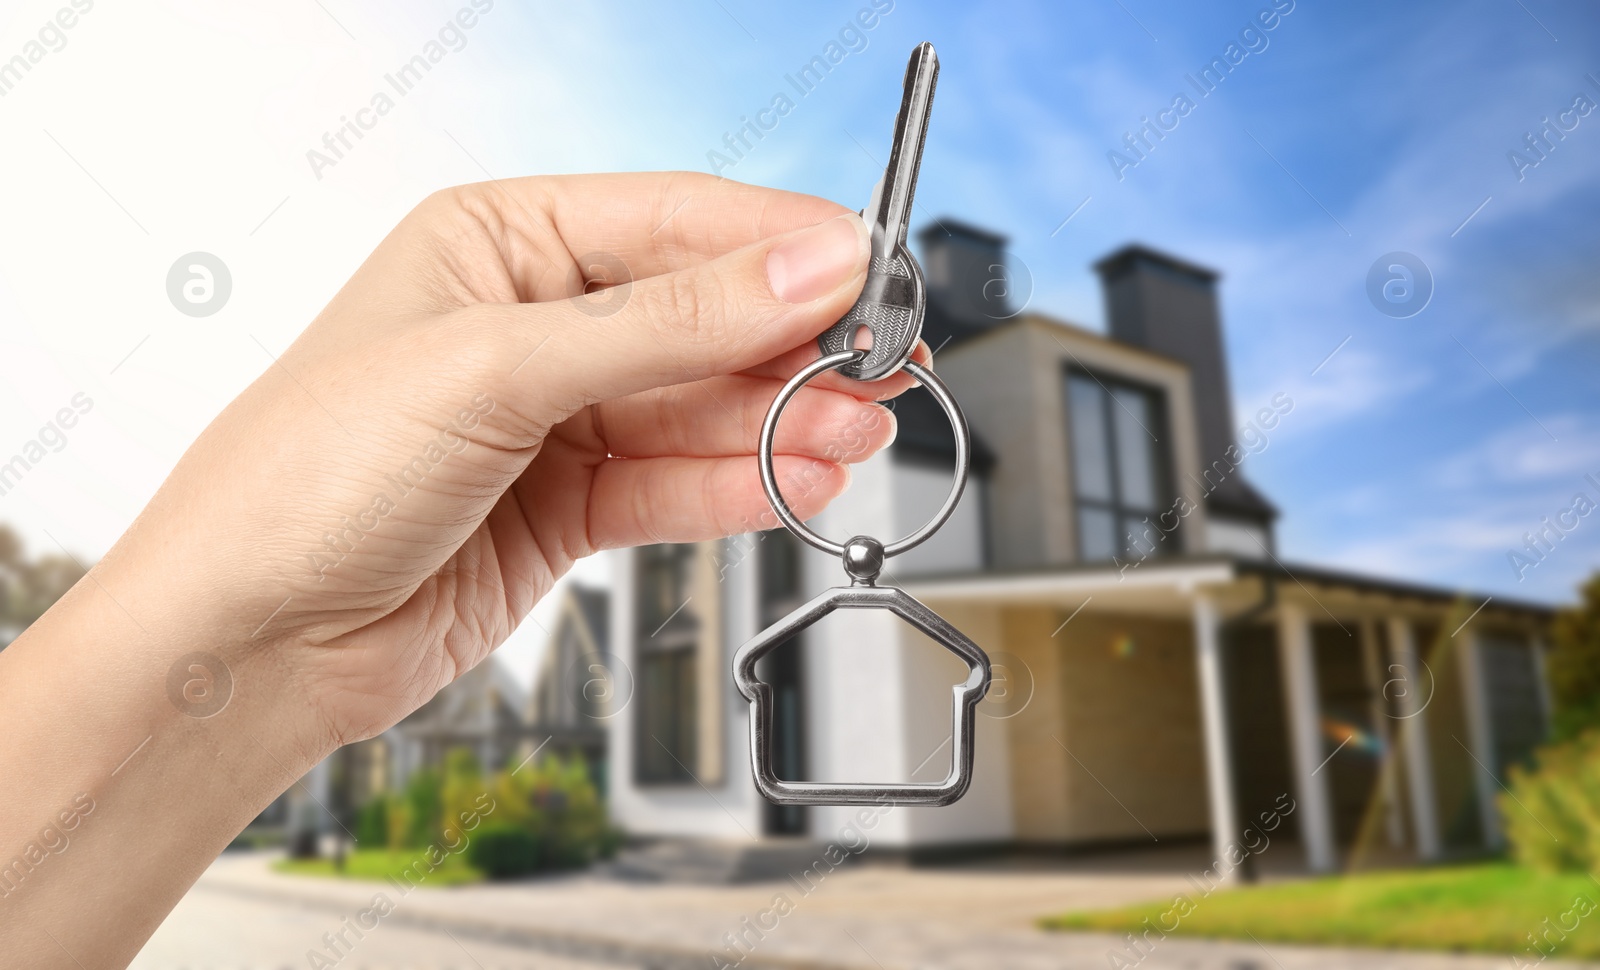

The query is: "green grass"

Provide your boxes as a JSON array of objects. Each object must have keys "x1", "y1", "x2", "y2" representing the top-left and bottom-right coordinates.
[
  {"x1": 272, "y1": 848, "x2": 484, "y2": 887},
  {"x1": 1044, "y1": 863, "x2": 1600, "y2": 958}
]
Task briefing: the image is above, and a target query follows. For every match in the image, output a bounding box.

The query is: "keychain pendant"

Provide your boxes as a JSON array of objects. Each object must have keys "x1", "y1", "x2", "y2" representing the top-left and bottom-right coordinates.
[
  {"x1": 734, "y1": 577, "x2": 990, "y2": 807},
  {"x1": 733, "y1": 350, "x2": 992, "y2": 807}
]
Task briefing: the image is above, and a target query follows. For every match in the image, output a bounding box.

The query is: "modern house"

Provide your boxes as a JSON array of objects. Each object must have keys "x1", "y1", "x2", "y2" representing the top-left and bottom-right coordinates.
[{"x1": 599, "y1": 224, "x2": 1555, "y2": 876}]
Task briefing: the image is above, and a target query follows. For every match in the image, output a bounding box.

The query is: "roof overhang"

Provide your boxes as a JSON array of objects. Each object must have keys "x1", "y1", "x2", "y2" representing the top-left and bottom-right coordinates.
[{"x1": 900, "y1": 555, "x2": 1558, "y2": 626}]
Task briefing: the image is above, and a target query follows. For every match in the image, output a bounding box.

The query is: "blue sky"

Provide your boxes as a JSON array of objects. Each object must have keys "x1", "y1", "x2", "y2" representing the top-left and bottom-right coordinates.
[
  {"x1": 0, "y1": 0, "x2": 1595, "y2": 642},
  {"x1": 460, "y1": 0, "x2": 1599, "y2": 605}
]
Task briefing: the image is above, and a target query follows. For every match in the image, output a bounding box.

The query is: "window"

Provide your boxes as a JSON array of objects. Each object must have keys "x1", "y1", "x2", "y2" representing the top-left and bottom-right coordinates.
[
  {"x1": 1066, "y1": 371, "x2": 1169, "y2": 561},
  {"x1": 634, "y1": 544, "x2": 699, "y2": 784}
]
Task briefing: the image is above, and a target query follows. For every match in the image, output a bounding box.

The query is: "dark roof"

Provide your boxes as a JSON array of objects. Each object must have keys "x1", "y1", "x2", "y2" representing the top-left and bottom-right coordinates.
[
  {"x1": 886, "y1": 388, "x2": 996, "y2": 473},
  {"x1": 919, "y1": 296, "x2": 992, "y2": 358},
  {"x1": 1093, "y1": 243, "x2": 1220, "y2": 285},
  {"x1": 570, "y1": 583, "x2": 609, "y2": 651},
  {"x1": 1206, "y1": 476, "x2": 1279, "y2": 521},
  {"x1": 916, "y1": 218, "x2": 1008, "y2": 248}
]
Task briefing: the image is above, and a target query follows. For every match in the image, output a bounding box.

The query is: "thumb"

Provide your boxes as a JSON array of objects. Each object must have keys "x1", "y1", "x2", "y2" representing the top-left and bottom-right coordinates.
[{"x1": 510, "y1": 212, "x2": 870, "y2": 411}]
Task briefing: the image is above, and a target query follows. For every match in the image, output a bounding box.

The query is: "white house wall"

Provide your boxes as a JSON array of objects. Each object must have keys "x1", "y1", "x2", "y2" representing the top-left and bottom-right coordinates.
[
  {"x1": 801, "y1": 451, "x2": 1013, "y2": 846},
  {"x1": 607, "y1": 545, "x2": 766, "y2": 840},
  {"x1": 902, "y1": 600, "x2": 1015, "y2": 845},
  {"x1": 891, "y1": 461, "x2": 986, "y2": 577},
  {"x1": 803, "y1": 451, "x2": 914, "y2": 844}
]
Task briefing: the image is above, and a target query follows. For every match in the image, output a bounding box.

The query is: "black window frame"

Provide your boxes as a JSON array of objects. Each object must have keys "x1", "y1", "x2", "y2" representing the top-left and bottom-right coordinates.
[
  {"x1": 633, "y1": 544, "x2": 700, "y2": 785},
  {"x1": 1063, "y1": 366, "x2": 1176, "y2": 562}
]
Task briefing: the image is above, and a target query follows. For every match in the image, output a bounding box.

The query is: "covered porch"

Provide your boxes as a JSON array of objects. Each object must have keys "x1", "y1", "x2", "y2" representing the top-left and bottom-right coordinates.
[{"x1": 906, "y1": 556, "x2": 1555, "y2": 877}]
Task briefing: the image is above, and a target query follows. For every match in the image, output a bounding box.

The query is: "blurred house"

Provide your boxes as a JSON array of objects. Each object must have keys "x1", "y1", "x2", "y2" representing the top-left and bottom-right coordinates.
[
  {"x1": 252, "y1": 652, "x2": 528, "y2": 848},
  {"x1": 379, "y1": 656, "x2": 528, "y2": 784},
  {"x1": 599, "y1": 223, "x2": 1555, "y2": 877},
  {"x1": 524, "y1": 583, "x2": 610, "y2": 791},
  {"x1": 254, "y1": 585, "x2": 612, "y2": 849}
]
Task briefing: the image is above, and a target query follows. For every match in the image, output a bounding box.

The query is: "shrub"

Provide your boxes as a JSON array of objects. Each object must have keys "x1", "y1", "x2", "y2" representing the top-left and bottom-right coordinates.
[
  {"x1": 1503, "y1": 728, "x2": 1600, "y2": 872},
  {"x1": 466, "y1": 824, "x2": 542, "y2": 879},
  {"x1": 354, "y1": 797, "x2": 388, "y2": 847},
  {"x1": 440, "y1": 748, "x2": 485, "y2": 844},
  {"x1": 355, "y1": 748, "x2": 621, "y2": 876},
  {"x1": 490, "y1": 752, "x2": 617, "y2": 871},
  {"x1": 396, "y1": 767, "x2": 443, "y2": 849},
  {"x1": 1547, "y1": 573, "x2": 1600, "y2": 742}
]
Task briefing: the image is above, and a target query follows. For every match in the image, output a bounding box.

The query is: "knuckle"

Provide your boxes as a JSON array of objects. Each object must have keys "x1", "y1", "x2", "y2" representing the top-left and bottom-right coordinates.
[
  {"x1": 647, "y1": 269, "x2": 720, "y2": 347},
  {"x1": 410, "y1": 186, "x2": 465, "y2": 224}
]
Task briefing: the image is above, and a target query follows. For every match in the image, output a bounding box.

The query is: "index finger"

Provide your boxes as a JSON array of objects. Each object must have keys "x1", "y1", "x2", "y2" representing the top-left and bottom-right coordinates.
[{"x1": 464, "y1": 171, "x2": 854, "y2": 300}]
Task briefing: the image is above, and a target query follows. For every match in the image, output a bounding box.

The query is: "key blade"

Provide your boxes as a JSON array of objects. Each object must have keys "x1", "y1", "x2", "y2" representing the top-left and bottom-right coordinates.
[
  {"x1": 818, "y1": 43, "x2": 939, "y2": 382},
  {"x1": 874, "y1": 42, "x2": 938, "y2": 245}
]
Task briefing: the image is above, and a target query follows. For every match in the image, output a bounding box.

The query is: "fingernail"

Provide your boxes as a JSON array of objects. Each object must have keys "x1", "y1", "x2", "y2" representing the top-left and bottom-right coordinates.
[
  {"x1": 767, "y1": 214, "x2": 868, "y2": 304},
  {"x1": 854, "y1": 402, "x2": 896, "y2": 446},
  {"x1": 879, "y1": 406, "x2": 898, "y2": 447}
]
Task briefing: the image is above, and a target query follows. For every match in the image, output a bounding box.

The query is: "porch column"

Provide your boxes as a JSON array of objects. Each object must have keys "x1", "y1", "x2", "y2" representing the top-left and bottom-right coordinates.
[
  {"x1": 1457, "y1": 628, "x2": 1503, "y2": 848},
  {"x1": 1191, "y1": 594, "x2": 1239, "y2": 877},
  {"x1": 1359, "y1": 619, "x2": 1405, "y2": 848},
  {"x1": 1388, "y1": 617, "x2": 1441, "y2": 860},
  {"x1": 1277, "y1": 602, "x2": 1336, "y2": 872},
  {"x1": 1531, "y1": 634, "x2": 1555, "y2": 737}
]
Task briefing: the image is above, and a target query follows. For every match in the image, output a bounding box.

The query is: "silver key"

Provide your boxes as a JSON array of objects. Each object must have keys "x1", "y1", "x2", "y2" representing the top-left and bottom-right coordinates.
[{"x1": 819, "y1": 42, "x2": 939, "y2": 382}]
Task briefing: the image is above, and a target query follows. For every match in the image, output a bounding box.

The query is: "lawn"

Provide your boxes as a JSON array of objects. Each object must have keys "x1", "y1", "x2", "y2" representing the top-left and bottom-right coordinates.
[
  {"x1": 273, "y1": 848, "x2": 484, "y2": 887},
  {"x1": 1044, "y1": 863, "x2": 1600, "y2": 958}
]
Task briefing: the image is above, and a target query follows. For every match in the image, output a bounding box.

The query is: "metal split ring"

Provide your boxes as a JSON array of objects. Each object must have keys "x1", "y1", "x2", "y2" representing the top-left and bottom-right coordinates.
[{"x1": 758, "y1": 350, "x2": 971, "y2": 561}]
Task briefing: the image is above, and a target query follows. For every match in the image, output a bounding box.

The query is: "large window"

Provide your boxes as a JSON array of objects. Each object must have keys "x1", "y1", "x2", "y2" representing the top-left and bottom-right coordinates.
[
  {"x1": 634, "y1": 544, "x2": 699, "y2": 784},
  {"x1": 1066, "y1": 371, "x2": 1169, "y2": 562}
]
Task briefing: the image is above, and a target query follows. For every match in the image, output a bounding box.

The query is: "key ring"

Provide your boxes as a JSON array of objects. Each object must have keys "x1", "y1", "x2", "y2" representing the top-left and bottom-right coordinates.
[{"x1": 758, "y1": 349, "x2": 970, "y2": 567}]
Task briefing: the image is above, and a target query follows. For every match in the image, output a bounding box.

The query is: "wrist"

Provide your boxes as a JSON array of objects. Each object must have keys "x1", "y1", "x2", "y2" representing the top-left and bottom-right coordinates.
[{"x1": 0, "y1": 569, "x2": 335, "y2": 966}]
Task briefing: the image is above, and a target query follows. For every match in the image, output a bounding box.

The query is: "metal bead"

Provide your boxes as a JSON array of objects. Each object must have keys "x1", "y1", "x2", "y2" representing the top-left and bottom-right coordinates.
[{"x1": 842, "y1": 535, "x2": 886, "y2": 584}]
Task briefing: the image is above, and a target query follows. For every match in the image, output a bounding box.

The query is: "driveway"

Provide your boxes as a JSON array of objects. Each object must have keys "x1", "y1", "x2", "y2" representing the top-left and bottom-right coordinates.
[{"x1": 130, "y1": 850, "x2": 1596, "y2": 970}]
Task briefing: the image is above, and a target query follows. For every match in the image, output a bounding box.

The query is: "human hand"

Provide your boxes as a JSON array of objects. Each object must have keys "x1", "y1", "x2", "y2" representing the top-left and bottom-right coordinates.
[
  {"x1": 1, "y1": 171, "x2": 942, "y2": 967},
  {"x1": 113, "y1": 172, "x2": 926, "y2": 748}
]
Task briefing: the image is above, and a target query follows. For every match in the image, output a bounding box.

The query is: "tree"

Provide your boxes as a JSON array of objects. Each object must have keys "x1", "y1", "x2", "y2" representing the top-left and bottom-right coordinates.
[
  {"x1": 0, "y1": 524, "x2": 88, "y2": 645},
  {"x1": 1545, "y1": 572, "x2": 1600, "y2": 741}
]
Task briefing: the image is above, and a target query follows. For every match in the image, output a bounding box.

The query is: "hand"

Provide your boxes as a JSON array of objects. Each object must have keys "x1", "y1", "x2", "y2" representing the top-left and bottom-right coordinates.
[
  {"x1": 110, "y1": 172, "x2": 926, "y2": 746},
  {"x1": 0, "y1": 173, "x2": 933, "y2": 967}
]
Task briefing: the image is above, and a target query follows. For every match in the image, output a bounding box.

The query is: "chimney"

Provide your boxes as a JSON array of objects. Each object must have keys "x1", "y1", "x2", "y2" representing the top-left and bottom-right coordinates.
[
  {"x1": 916, "y1": 220, "x2": 1014, "y2": 351},
  {"x1": 1093, "y1": 244, "x2": 1276, "y2": 523}
]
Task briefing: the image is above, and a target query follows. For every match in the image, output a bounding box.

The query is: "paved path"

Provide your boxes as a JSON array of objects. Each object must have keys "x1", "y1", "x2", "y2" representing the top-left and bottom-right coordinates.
[
  {"x1": 132, "y1": 851, "x2": 1596, "y2": 970},
  {"x1": 131, "y1": 879, "x2": 636, "y2": 969}
]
